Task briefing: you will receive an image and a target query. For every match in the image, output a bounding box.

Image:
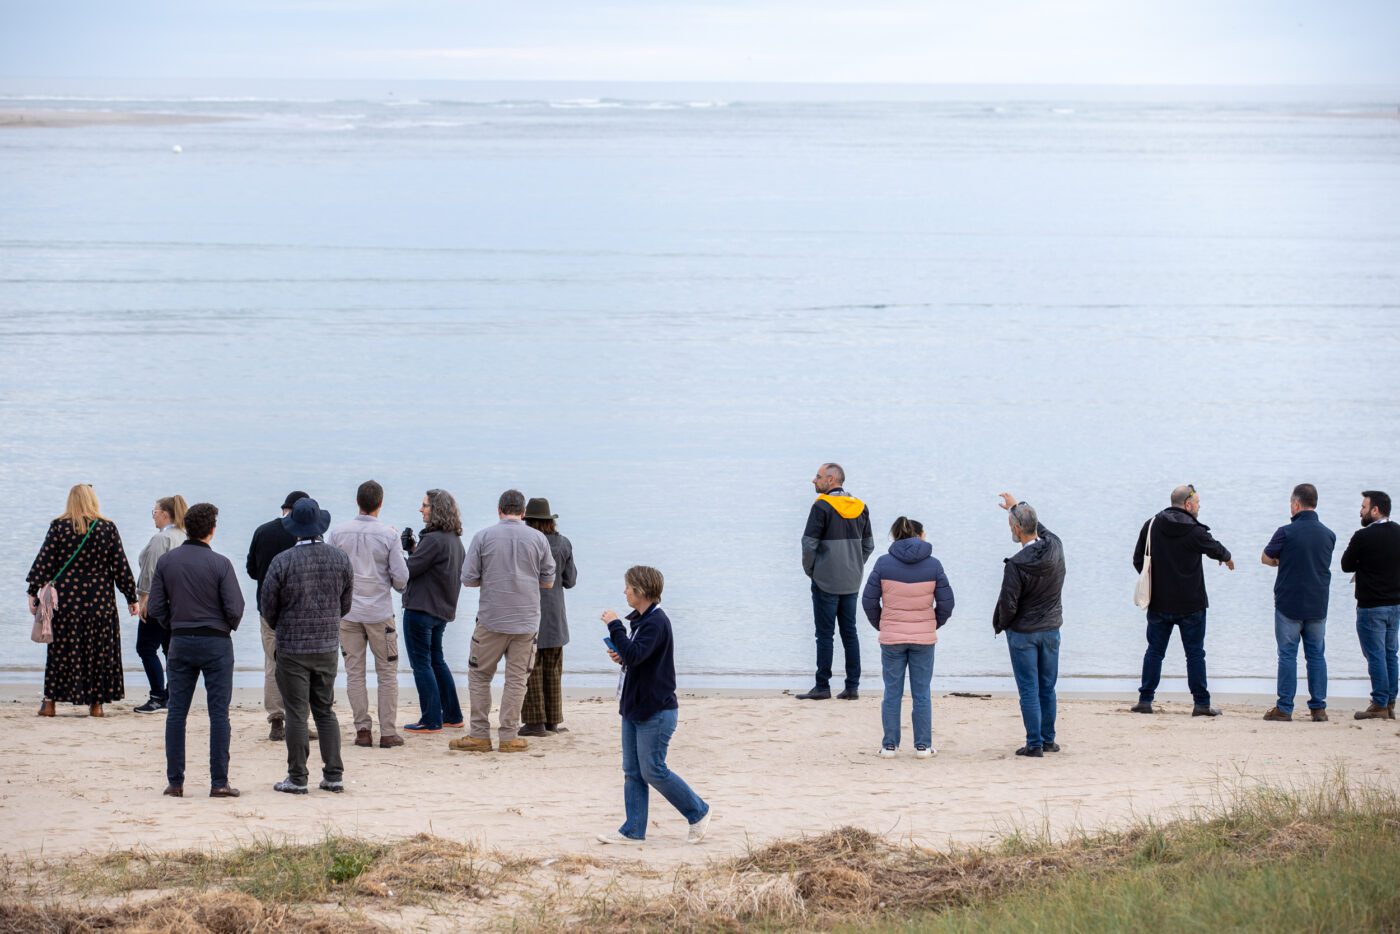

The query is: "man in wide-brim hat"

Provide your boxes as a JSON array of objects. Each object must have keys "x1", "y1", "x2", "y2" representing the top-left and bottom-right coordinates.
[{"x1": 519, "y1": 497, "x2": 578, "y2": 737}]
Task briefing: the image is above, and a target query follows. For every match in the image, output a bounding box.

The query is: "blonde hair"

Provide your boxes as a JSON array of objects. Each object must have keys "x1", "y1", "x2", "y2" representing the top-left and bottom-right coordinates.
[
  {"x1": 156, "y1": 495, "x2": 188, "y2": 530},
  {"x1": 624, "y1": 565, "x2": 665, "y2": 602},
  {"x1": 59, "y1": 484, "x2": 106, "y2": 535}
]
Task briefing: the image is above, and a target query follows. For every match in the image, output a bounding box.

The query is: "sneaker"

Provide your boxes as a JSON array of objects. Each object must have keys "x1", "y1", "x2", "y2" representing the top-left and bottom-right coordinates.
[
  {"x1": 878, "y1": 745, "x2": 897, "y2": 758},
  {"x1": 268, "y1": 717, "x2": 285, "y2": 741},
  {"x1": 914, "y1": 745, "x2": 935, "y2": 759},
  {"x1": 403, "y1": 722, "x2": 442, "y2": 734},
  {"x1": 498, "y1": 738, "x2": 530, "y2": 753},
  {"x1": 443, "y1": 720, "x2": 466, "y2": 729},
  {"x1": 134, "y1": 698, "x2": 167, "y2": 714},
  {"x1": 1311, "y1": 709, "x2": 1329, "y2": 722},
  {"x1": 319, "y1": 779, "x2": 344, "y2": 794},
  {"x1": 687, "y1": 809, "x2": 712, "y2": 844},
  {"x1": 1263, "y1": 707, "x2": 1292, "y2": 722},
  {"x1": 273, "y1": 778, "x2": 309, "y2": 795},
  {"x1": 1354, "y1": 703, "x2": 1390, "y2": 720},
  {"x1": 1015, "y1": 745, "x2": 1044, "y2": 758},
  {"x1": 596, "y1": 832, "x2": 644, "y2": 846},
  {"x1": 448, "y1": 736, "x2": 493, "y2": 752}
]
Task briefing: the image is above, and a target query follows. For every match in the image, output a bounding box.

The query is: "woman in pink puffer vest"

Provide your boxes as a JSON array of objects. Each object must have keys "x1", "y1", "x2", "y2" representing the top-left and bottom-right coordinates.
[{"x1": 861, "y1": 517, "x2": 955, "y2": 758}]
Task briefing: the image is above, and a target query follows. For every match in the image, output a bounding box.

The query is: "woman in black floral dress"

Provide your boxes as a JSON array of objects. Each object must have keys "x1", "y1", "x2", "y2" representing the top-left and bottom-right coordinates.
[{"x1": 26, "y1": 484, "x2": 138, "y2": 716}]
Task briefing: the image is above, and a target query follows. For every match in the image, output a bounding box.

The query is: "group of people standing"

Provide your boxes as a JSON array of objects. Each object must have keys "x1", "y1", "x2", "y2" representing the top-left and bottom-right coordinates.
[{"x1": 797, "y1": 464, "x2": 1400, "y2": 759}]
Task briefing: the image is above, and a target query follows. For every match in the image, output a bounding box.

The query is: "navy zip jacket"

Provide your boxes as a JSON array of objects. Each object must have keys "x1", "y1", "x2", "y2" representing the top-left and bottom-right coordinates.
[
  {"x1": 1263, "y1": 510, "x2": 1335, "y2": 619},
  {"x1": 607, "y1": 603, "x2": 679, "y2": 723}
]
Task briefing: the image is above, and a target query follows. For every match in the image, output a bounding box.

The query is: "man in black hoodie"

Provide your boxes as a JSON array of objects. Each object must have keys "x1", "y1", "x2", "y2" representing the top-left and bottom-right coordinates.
[
  {"x1": 1131, "y1": 485, "x2": 1234, "y2": 717},
  {"x1": 993, "y1": 493, "x2": 1066, "y2": 758}
]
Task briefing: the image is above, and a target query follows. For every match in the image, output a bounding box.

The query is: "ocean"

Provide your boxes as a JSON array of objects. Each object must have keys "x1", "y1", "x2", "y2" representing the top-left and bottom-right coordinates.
[{"x1": 2, "y1": 80, "x2": 1398, "y2": 695}]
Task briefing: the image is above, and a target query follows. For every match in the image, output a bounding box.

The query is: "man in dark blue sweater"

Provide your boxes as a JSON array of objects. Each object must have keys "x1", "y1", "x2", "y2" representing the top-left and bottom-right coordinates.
[{"x1": 1260, "y1": 484, "x2": 1335, "y2": 722}]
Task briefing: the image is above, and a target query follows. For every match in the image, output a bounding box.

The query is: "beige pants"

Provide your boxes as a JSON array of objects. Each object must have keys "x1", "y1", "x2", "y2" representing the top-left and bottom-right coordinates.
[
  {"x1": 467, "y1": 625, "x2": 536, "y2": 742},
  {"x1": 340, "y1": 618, "x2": 400, "y2": 738},
  {"x1": 261, "y1": 617, "x2": 283, "y2": 721}
]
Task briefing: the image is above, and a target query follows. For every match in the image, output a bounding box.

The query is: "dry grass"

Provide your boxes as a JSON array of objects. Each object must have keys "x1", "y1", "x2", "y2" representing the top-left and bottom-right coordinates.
[{"x1": 0, "y1": 890, "x2": 386, "y2": 933}]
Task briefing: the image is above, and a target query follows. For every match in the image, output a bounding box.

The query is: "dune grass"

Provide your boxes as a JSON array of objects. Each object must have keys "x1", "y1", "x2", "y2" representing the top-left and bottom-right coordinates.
[{"x1": 3, "y1": 777, "x2": 1398, "y2": 932}]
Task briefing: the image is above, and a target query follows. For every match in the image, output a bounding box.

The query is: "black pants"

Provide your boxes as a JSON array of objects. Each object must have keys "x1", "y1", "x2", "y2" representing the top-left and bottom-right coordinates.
[
  {"x1": 275, "y1": 650, "x2": 343, "y2": 785},
  {"x1": 165, "y1": 635, "x2": 234, "y2": 788},
  {"x1": 136, "y1": 617, "x2": 172, "y2": 703}
]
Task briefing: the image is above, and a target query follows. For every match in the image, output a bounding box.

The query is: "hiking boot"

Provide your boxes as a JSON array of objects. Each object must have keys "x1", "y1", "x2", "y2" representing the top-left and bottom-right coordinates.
[
  {"x1": 498, "y1": 738, "x2": 530, "y2": 753},
  {"x1": 1311, "y1": 709, "x2": 1329, "y2": 722},
  {"x1": 354, "y1": 729, "x2": 373, "y2": 747},
  {"x1": 1192, "y1": 705, "x2": 1223, "y2": 717},
  {"x1": 448, "y1": 736, "x2": 493, "y2": 753},
  {"x1": 269, "y1": 717, "x2": 285, "y2": 741},
  {"x1": 273, "y1": 778, "x2": 309, "y2": 795},
  {"x1": 1263, "y1": 707, "x2": 1292, "y2": 722},
  {"x1": 518, "y1": 723, "x2": 548, "y2": 737},
  {"x1": 796, "y1": 687, "x2": 831, "y2": 700},
  {"x1": 134, "y1": 698, "x2": 167, "y2": 714},
  {"x1": 318, "y1": 779, "x2": 344, "y2": 794},
  {"x1": 1354, "y1": 703, "x2": 1390, "y2": 720},
  {"x1": 1129, "y1": 702, "x2": 1153, "y2": 714},
  {"x1": 1016, "y1": 745, "x2": 1044, "y2": 758},
  {"x1": 379, "y1": 735, "x2": 404, "y2": 748},
  {"x1": 837, "y1": 688, "x2": 859, "y2": 700}
]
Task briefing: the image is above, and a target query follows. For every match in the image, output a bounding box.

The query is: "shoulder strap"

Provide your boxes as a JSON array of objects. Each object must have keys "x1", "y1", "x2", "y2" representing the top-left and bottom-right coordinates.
[
  {"x1": 53, "y1": 519, "x2": 100, "y2": 583},
  {"x1": 1144, "y1": 517, "x2": 1155, "y2": 559}
]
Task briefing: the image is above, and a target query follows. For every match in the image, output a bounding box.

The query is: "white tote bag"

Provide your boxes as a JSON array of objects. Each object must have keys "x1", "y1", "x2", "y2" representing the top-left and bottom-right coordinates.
[{"x1": 1133, "y1": 518, "x2": 1155, "y2": 609}]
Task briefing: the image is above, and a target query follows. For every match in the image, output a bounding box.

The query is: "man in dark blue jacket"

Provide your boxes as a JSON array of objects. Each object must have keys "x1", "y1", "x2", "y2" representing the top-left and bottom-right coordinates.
[
  {"x1": 147, "y1": 502, "x2": 244, "y2": 799},
  {"x1": 1260, "y1": 483, "x2": 1335, "y2": 722}
]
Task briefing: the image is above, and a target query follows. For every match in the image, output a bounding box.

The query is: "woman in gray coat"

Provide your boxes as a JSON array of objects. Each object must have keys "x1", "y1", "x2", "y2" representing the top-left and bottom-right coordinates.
[{"x1": 519, "y1": 498, "x2": 577, "y2": 735}]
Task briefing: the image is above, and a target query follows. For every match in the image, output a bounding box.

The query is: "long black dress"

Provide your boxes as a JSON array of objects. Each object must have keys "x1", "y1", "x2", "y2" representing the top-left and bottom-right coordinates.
[{"x1": 26, "y1": 518, "x2": 137, "y2": 705}]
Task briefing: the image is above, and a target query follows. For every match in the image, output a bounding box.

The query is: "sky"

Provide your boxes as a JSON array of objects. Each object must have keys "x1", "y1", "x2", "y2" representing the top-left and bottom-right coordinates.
[{"x1": 2, "y1": 0, "x2": 1398, "y2": 86}]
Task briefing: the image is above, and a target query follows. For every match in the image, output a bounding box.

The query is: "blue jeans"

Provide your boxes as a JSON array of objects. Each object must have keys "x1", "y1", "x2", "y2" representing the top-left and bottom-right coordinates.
[
  {"x1": 1274, "y1": 610, "x2": 1326, "y2": 714},
  {"x1": 402, "y1": 610, "x2": 463, "y2": 729},
  {"x1": 812, "y1": 583, "x2": 860, "y2": 691},
  {"x1": 1356, "y1": 605, "x2": 1400, "y2": 707},
  {"x1": 1139, "y1": 609, "x2": 1210, "y2": 705},
  {"x1": 880, "y1": 643, "x2": 934, "y2": 748},
  {"x1": 619, "y1": 709, "x2": 709, "y2": 840},
  {"x1": 136, "y1": 617, "x2": 171, "y2": 703},
  {"x1": 1007, "y1": 629, "x2": 1060, "y2": 748},
  {"x1": 165, "y1": 635, "x2": 234, "y2": 788}
]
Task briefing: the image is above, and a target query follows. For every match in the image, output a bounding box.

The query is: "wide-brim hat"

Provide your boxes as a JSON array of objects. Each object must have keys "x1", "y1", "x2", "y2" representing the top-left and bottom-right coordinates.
[
  {"x1": 524, "y1": 497, "x2": 558, "y2": 520},
  {"x1": 282, "y1": 497, "x2": 331, "y2": 538}
]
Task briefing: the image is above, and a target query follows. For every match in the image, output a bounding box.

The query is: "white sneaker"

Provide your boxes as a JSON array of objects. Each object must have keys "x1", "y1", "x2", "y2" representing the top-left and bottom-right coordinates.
[
  {"x1": 915, "y1": 745, "x2": 936, "y2": 759},
  {"x1": 687, "y1": 809, "x2": 712, "y2": 844},
  {"x1": 878, "y1": 745, "x2": 898, "y2": 758},
  {"x1": 596, "y1": 832, "x2": 644, "y2": 846}
]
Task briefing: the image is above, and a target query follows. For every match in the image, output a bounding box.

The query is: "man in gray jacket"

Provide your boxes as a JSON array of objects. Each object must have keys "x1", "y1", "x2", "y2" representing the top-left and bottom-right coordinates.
[
  {"x1": 146, "y1": 502, "x2": 244, "y2": 798},
  {"x1": 797, "y1": 463, "x2": 874, "y2": 700},
  {"x1": 449, "y1": 490, "x2": 556, "y2": 754},
  {"x1": 261, "y1": 497, "x2": 353, "y2": 795}
]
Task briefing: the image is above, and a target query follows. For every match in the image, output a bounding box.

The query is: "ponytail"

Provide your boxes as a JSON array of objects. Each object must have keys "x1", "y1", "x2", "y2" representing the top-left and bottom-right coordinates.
[
  {"x1": 158, "y1": 495, "x2": 189, "y2": 530},
  {"x1": 889, "y1": 516, "x2": 924, "y2": 541}
]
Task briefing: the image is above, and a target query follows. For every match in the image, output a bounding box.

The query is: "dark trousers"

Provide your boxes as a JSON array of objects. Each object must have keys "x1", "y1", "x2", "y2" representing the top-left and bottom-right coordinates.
[
  {"x1": 1139, "y1": 609, "x2": 1210, "y2": 705},
  {"x1": 275, "y1": 650, "x2": 343, "y2": 785},
  {"x1": 136, "y1": 617, "x2": 171, "y2": 703},
  {"x1": 522, "y1": 646, "x2": 564, "y2": 726},
  {"x1": 812, "y1": 583, "x2": 860, "y2": 691},
  {"x1": 402, "y1": 609, "x2": 463, "y2": 729},
  {"x1": 165, "y1": 634, "x2": 234, "y2": 788}
]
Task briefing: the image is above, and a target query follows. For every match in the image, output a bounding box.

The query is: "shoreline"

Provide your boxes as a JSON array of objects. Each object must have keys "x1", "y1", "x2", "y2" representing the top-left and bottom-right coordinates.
[{"x1": 0, "y1": 108, "x2": 235, "y2": 128}]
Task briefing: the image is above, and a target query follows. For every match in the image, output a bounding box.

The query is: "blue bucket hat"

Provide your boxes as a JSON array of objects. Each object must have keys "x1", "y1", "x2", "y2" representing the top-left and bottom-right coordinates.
[{"x1": 281, "y1": 497, "x2": 331, "y2": 539}]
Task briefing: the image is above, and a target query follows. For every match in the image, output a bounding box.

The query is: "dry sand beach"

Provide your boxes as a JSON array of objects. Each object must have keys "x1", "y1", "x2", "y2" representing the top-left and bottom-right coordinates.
[
  {"x1": 3, "y1": 685, "x2": 1397, "y2": 864},
  {"x1": 0, "y1": 109, "x2": 231, "y2": 128}
]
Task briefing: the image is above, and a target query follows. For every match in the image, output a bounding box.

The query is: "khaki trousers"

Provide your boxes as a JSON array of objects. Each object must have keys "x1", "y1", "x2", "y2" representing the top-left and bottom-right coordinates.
[
  {"x1": 260, "y1": 617, "x2": 283, "y2": 721},
  {"x1": 340, "y1": 617, "x2": 400, "y2": 738},
  {"x1": 467, "y1": 625, "x2": 536, "y2": 742}
]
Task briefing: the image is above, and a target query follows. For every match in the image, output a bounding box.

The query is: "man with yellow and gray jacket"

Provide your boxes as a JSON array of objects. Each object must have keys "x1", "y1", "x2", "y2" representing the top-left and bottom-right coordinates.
[{"x1": 798, "y1": 463, "x2": 874, "y2": 700}]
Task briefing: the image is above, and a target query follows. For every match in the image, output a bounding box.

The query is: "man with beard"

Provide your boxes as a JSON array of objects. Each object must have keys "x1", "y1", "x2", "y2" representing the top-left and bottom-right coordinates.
[{"x1": 1341, "y1": 491, "x2": 1400, "y2": 720}]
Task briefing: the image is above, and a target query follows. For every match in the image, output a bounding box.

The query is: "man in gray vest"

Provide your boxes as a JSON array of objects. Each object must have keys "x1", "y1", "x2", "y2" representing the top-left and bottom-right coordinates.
[{"x1": 146, "y1": 502, "x2": 245, "y2": 799}]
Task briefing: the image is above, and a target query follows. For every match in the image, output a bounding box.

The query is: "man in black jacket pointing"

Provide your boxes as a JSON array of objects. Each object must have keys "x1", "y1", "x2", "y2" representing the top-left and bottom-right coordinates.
[{"x1": 1131, "y1": 484, "x2": 1235, "y2": 717}]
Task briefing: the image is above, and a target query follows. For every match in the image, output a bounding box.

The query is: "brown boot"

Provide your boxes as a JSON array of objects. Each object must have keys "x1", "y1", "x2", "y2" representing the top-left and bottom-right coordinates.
[
  {"x1": 1311, "y1": 709, "x2": 1329, "y2": 722},
  {"x1": 354, "y1": 729, "x2": 373, "y2": 748},
  {"x1": 89, "y1": 703, "x2": 104, "y2": 718},
  {"x1": 498, "y1": 738, "x2": 530, "y2": 753},
  {"x1": 37, "y1": 699, "x2": 55, "y2": 717},
  {"x1": 1262, "y1": 707, "x2": 1292, "y2": 721},
  {"x1": 448, "y1": 736, "x2": 493, "y2": 753},
  {"x1": 1354, "y1": 703, "x2": 1390, "y2": 720}
]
